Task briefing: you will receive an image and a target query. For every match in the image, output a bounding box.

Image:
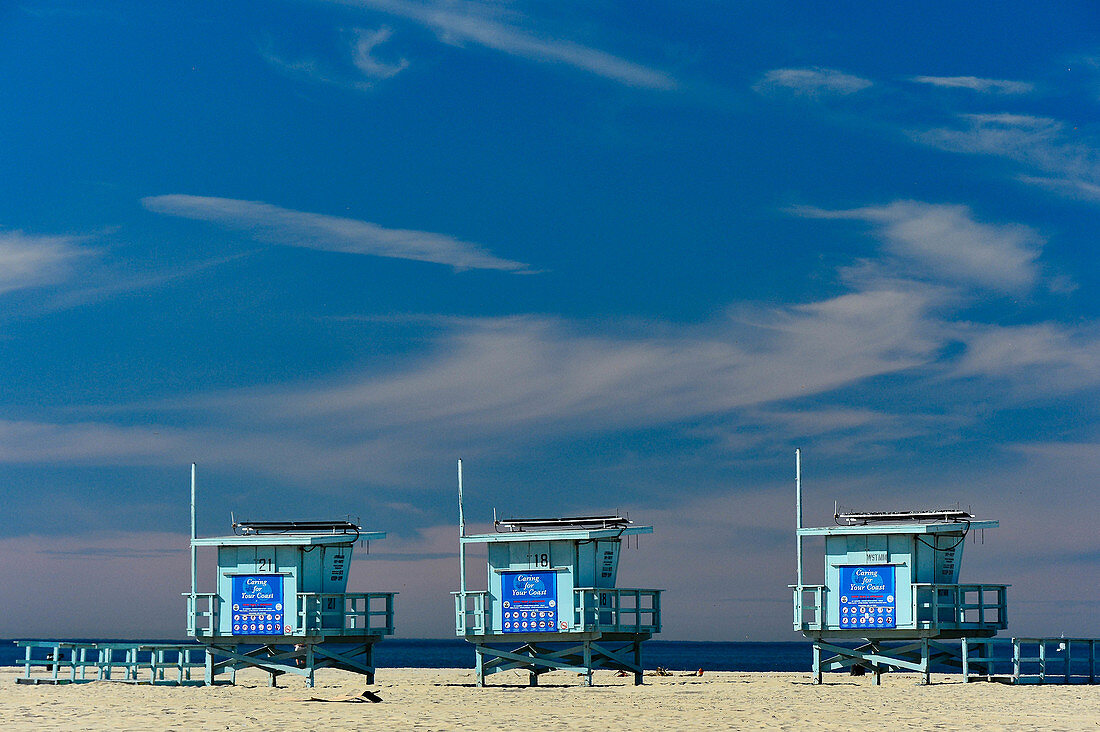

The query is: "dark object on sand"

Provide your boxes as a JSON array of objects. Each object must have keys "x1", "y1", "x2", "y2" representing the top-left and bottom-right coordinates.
[{"x1": 302, "y1": 690, "x2": 383, "y2": 703}]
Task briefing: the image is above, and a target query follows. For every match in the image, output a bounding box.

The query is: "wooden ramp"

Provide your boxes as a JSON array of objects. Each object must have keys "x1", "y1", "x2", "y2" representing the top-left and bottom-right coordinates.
[
  {"x1": 14, "y1": 641, "x2": 206, "y2": 686},
  {"x1": 963, "y1": 637, "x2": 1100, "y2": 685}
]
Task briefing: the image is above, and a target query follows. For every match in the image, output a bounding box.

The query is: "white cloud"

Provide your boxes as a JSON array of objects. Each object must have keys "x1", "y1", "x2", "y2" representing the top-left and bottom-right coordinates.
[
  {"x1": 0, "y1": 230, "x2": 89, "y2": 295},
  {"x1": 237, "y1": 297, "x2": 940, "y2": 436},
  {"x1": 1017, "y1": 174, "x2": 1100, "y2": 203},
  {"x1": 0, "y1": 419, "x2": 179, "y2": 462},
  {"x1": 915, "y1": 113, "x2": 1100, "y2": 200},
  {"x1": 351, "y1": 26, "x2": 409, "y2": 79},
  {"x1": 0, "y1": 283, "x2": 945, "y2": 482},
  {"x1": 953, "y1": 322, "x2": 1100, "y2": 391},
  {"x1": 754, "y1": 67, "x2": 871, "y2": 98},
  {"x1": 260, "y1": 45, "x2": 375, "y2": 92},
  {"x1": 142, "y1": 195, "x2": 529, "y2": 272},
  {"x1": 791, "y1": 201, "x2": 1044, "y2": 293},
  {"x1": 910, "y1": 75, "x2": 1034, "y2": 95},
  {"x1": 334, "y1": 0, "x2": 676, "y2": 90}
]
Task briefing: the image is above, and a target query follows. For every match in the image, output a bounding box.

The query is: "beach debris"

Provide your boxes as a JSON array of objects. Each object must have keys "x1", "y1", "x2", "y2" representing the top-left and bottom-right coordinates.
[{"x1": 301, "y1": 690, "x2": 383, "y2": 703}]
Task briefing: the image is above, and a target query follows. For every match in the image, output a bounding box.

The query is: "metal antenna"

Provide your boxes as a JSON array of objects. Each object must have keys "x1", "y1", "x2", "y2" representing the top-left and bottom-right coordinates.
[
  {"x1": 458, "y1": 459, "x2": 466, "y2": 597},
  {"x1": 190, "y1": 463, "x2": 197, "y2": 611},
  {"x1": 795, "y1": 449, "x2": 803, "y2": 588}
]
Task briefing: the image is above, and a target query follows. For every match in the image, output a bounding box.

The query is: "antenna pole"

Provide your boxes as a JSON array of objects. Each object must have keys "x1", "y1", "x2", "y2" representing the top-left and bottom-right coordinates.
[
  {"x1": 795, "y1": 449, "x2": 804, "y2": 588},
  {"x1": 190, "y1": 463, "x2": 197, "y2": 613},
  {"x1": 458, "y1": 459, "x2": 466, "y2": 596}
]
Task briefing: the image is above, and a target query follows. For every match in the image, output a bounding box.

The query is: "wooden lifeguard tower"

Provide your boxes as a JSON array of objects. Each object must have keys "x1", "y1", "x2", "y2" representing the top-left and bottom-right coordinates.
[
  {"x1": 791, "y1": 451, "x2": 1008, "y2": 684},
  {"x1": 185, "y1": 466, "x2": 396, "y2": 687},
  {"x1": 452, "y1": 462, "x2": 662, "y2": 686}
]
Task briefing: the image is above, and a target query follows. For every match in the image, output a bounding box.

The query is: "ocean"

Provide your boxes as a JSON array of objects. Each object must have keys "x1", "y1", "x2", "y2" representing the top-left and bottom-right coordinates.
[{"x1": 2, "y1": 639, "x2": 812, "y2": 672}]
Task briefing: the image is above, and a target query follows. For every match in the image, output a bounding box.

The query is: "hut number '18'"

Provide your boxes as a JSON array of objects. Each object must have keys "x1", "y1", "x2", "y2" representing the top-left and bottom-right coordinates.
[{"x1": 531, "y1": 553, "x2": 549, "y2": 567}]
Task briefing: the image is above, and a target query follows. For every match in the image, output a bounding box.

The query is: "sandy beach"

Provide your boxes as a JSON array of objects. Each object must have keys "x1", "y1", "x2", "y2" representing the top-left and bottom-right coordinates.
[{"x1": 4, "y1": 666, "x2": 1099, "y2": 731}]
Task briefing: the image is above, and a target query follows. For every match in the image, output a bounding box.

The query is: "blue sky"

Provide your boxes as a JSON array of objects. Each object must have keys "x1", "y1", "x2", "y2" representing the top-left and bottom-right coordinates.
[{"x1": 1, "y1": 1, "x2": 1099, "y2": 640}]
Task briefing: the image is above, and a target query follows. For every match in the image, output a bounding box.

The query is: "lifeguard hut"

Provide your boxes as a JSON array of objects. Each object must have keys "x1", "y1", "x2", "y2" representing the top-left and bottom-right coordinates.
[
  {"x1": 791, "y1": 451, "x2": 1008, "y2": 684},
  {"x1": 452, "y1": 463, "x2": 662, "y2": 686},
  {"x1": 185, "y1": 466, "x2": 396, "y2": 687}
]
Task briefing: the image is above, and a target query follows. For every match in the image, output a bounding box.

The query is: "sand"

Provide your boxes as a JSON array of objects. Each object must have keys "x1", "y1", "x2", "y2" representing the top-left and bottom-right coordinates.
[{"x1": 4, "y1": 666, "x2": 1099, "y2": 731}]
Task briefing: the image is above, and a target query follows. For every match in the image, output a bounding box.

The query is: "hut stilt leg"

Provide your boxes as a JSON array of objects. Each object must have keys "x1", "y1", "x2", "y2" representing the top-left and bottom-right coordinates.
[
  {"x1": 870, "y1": 642, "x2": 882, "y2": 685},
  {"x1": 812, "y1": 643, "x2": 822, "y2": 684},
  {"x1": 634, "y1": 639, "x2": 643, "y2": 686},
  {"x1": 363, "y1": 642, "x2": 375, "y2": 685},
  {"x1": 583, "y1": 642, "x2": 593, "y2": 687}
]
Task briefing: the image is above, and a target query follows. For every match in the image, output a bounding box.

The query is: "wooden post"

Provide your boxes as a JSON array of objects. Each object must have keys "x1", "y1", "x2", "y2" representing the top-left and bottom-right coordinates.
[{"x1": 583, "y1": 642, "x2": 593, "y2": 687}]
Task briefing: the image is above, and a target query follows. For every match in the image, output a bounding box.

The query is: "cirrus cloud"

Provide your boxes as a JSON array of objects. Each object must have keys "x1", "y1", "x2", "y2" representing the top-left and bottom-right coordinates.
[
  {"x1": 754, "y1": 67, "x2": 872, "y2": 98},
  {"x1": 142, "y1": 195, "x2": 530, "y2": 272}
]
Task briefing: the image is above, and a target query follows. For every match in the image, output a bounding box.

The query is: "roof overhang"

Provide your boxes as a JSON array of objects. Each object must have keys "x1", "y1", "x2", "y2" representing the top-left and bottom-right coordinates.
[{"x1": 798, "y1": 520, "x2": 997, "y2": 537}]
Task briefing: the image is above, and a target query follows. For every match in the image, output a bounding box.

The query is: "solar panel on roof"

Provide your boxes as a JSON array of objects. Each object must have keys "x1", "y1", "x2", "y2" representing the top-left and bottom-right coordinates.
[
  {"x1": 494, "y1": 515, "x2": 632, "y2": 532},
  {"x1": 232, "y1": 519, "x2": 361, "y2": 536},
  {"x1": 835, "y1": 509, "x2": 974, "y2": 525}
]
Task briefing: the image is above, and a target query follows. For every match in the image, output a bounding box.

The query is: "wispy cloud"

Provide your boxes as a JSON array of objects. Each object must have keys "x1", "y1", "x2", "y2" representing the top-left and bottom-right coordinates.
[
  {"x1": 333, "y1": 0, "x2": 676, "y2": 90},
  {"x1": 0, "y1": 230, "x2": 91, "y2": 295},
  {"x1": 790, "y1": 200, "x2": 1044, "y2": 293},
  {"x1": 142, "y1": 195, "x2": 529, "y2": 272},
  {"x1": 236, "y1": 298, "x2": 941, "y2": 433},
  {"x1": 10, "y1": 198, "x2": 1093, "y2": 488},
  {"x1": 910, "y1": 75, "x2": 1034, "y2": 95},
  {"x1": 753, "y1": 67, "x2": 872, "y2": 98},
  {"x1": 915, "y1": 113, "x2": 1100, "y2": 202},
  {"x1": 261, "y1": 26, "x2": 408, "y2": 90},
  {"x1": 0, "y1": 284, "x2": 946, "y2": 482},
  {"x1": 953, "y1": 322, "x2": 1100, "y2": 391},
  {"x1": 351, "y1": 26, "x2": 409, "y2": 79}
]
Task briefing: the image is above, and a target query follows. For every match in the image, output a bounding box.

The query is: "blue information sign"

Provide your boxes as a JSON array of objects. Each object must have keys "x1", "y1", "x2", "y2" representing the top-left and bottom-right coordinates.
[
  {"x1": 501, "y1": 570, "x2": 558, "y2": 633},
  {"x1": 231, "y1": 575, "x2": 285, "y2": 635},
  {"x1": 839, "y1": 565, "x2": 896, "y2": 629}
]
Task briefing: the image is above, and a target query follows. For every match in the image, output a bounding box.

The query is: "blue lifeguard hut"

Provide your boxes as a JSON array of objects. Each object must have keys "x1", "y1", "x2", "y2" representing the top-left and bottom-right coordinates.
[
  {"x1": 791, "y1": 451, "x2": 1008, "y2": 684},
  {"x1": 185, "y1": 466, "x2": 396, "y2": 687},
  {"x1": 452, "y1": 462, "x2": 662, "y2": 686}
]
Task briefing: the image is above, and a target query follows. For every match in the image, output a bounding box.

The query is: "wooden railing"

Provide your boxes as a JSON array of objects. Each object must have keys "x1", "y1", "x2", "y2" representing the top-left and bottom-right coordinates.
[
  {"x1": 573, "y1": 588, "x2": 662, "y2": 633},
  {"x1": 296, "y1": 592, "x2": 396, "y2": 635},
  {"x1": 185, "y1": 592, "x2": 220, "y2": 636},
  {"x1": 453, "y1": 590, "x2": 491, "y2": 635},
  {"x1": 792, "y1": 583, "x2": 1007, "y2": 632},
  {"x1": 791, "y1": 584, "x2": 825, "y2": 631},
  {"x1": 913, "y1": 584, "x2": 1007, "y2": 631},
  {"x1": 453, "y1": 588, "x2": 662, "y2": 635},
  {"x1": 187, "y1": 591, "x2": 396, "y2": 637}
]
